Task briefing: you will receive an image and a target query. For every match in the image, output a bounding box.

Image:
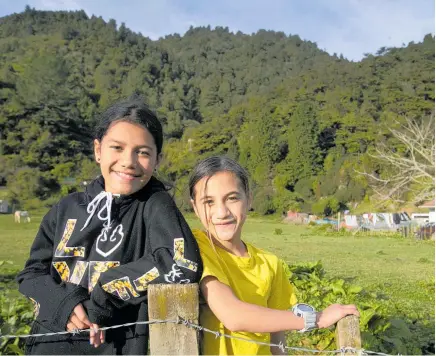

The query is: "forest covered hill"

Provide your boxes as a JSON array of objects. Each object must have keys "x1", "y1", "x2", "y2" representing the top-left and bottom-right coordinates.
[{"x1": 0, "y1": 7, "x2": 434, "y2": 213}]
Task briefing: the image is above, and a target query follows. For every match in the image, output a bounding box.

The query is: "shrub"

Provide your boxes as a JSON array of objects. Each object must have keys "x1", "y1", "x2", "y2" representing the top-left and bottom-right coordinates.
[
  {"x1": 286, "y1": 261, "x2": 434, "y2": 354},
  {"x1": 0, "y1": 261, "x2": 433, "y2": 355}
]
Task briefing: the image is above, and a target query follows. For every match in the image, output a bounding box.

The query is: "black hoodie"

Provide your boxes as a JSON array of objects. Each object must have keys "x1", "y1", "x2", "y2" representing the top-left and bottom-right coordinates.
[{"x1": 17, "y1": 176, "x2": 203, "y2": 355}]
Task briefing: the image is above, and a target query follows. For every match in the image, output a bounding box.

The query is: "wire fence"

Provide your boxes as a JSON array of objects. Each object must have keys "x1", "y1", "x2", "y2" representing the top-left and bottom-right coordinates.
[
  {"x1": 0, "y1": 316, "x2": 393, "y2": 356},
  {"x1": 351, "y1": 223, "x2": 435, "y2": 239}
]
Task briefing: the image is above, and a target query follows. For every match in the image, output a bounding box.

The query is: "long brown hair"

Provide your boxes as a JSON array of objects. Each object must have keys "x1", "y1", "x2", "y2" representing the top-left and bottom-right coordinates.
[{"x1": 189, "y1": 156, "x2": 251, "y2": 259}]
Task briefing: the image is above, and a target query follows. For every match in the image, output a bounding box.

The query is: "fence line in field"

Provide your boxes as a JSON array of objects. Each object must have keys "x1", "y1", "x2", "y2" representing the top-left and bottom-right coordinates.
[{"x1": 0, "y1": 315, "x2": 390, "y2": 356}]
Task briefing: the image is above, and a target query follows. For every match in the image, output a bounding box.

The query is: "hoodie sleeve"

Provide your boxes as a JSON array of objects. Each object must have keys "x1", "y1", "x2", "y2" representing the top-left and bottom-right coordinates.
[
  {"x1": 86, "y1": 191, "x2": 203, "y2": 325},
  {"x1": 16, "y1": 204, "x2": 89, "y2": 331}
]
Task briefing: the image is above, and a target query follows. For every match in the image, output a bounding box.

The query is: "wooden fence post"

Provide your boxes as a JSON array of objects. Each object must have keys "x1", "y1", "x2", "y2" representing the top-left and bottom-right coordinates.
[
  {"x1": 148, "y1": 284, "x2": 199, "y2": 355},
  {"x1": 335, "y1": 315, "x2": 362, "y2": 354}
]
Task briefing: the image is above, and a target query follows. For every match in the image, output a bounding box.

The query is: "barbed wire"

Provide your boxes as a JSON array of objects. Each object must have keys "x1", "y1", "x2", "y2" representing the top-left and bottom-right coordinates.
[{"x1": 0, "y1": 316, "x2": 393, "y2": 356}]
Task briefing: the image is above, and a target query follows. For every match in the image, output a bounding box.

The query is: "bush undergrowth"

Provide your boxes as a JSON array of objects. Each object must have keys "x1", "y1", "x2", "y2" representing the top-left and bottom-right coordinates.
[{"x1": 0, "y1": 260, "x2": 434, "y2": 355}]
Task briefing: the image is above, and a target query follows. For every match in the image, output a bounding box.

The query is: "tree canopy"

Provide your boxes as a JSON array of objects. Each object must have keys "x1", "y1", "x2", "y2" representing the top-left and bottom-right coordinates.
[{"x1": 0, "y1": 8, "x2": 434, "y2": 213}]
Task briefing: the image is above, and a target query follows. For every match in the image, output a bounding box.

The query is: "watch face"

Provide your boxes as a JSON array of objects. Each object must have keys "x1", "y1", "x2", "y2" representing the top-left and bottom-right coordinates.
[{"x1": 298, "y1": 304, "x2": 315, "y2": 312}]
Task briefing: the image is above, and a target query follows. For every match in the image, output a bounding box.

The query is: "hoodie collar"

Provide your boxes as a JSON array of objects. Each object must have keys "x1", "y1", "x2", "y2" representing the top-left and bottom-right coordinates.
[
  {"x1": 85, "y1": 175, "x2": 166, "y2": 201},
  {"x1": 80, "y1": 175, "x2": 166, "y2": 231}
]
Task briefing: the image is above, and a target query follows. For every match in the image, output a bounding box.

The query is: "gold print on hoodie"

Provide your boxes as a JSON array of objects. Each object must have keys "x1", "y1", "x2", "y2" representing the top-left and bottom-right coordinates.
[
  {"x1": 29, "y1": 297, "x2": 40, "y2": 319},
  {"x1": 52, "y1": 260, "x2": 122, "y2": 291},
  {"x1": 133, "y1": 267, "x2": 160, "y2": 291},
  {"x1": 52, "y1": 261, "x2": 70, "y2": 282},
  {"x1": 173, "y1": 238, "x2": 198, "y2": 272},
  {"x1": 89, "y1": 261, "x2": 120, "y2": 292},
  {"x1": 55, "y1": 219, "x2": 85, "y2": 257},
  {"x1": 97, "y1": 237, "x2": 199, "y2": 301},
  {"x1": 102, "y1": 277, "x2": 140, "y2": 301},
  {"x1": 53, "y1": 261, "x2": 89, "y2": 285},
  {"x1": 70, "y1": 261, "x2": 89, "y2": 285}
]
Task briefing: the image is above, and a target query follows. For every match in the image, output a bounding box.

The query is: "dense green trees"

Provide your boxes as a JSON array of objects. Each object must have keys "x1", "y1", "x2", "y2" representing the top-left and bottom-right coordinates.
[{"x1": 0, "y1": 8, "x2": 434, "y2": 213}]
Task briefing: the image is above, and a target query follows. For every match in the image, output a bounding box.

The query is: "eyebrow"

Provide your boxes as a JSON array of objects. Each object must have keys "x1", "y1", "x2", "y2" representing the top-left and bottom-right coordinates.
[
  {"x1": 199, "y1": 191, "x2": 241, "y2": 201},
  {"x1": 108, "y1": 139, "x2": 154, "y2": 150}
]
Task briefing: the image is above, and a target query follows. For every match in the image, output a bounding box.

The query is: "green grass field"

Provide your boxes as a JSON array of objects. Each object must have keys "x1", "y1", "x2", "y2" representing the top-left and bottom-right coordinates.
[
  {"x1": 0, "y1": 211, "x2": 434, "y2": 317},
  {"x1": 0, "y1": 211, "x2": 434, "y2": 354}
]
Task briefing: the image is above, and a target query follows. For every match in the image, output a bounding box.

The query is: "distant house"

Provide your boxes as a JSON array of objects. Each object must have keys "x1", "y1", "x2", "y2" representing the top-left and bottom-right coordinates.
[
  {"x1": 419, "y1": 200, "x2": 435, "y2": 223},
  {"x1": 0, "y1": 200, "x2": 12, "y2": 214}
]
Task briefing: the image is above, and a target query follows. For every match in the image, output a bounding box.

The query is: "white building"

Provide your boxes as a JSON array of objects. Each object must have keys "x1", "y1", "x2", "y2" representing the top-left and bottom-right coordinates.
[{"x1": 419, "y1": 199, "x2": 435, "y2": 223}]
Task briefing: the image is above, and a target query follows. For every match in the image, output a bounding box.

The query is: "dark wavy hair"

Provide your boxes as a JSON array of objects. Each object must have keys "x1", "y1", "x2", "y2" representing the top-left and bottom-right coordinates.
[
  {"x1": 189, "y1": 156, "x2": 250, "y2": 200},
  {"x1": 94, "y1": 95, "x2": 163, "y2": 155}
]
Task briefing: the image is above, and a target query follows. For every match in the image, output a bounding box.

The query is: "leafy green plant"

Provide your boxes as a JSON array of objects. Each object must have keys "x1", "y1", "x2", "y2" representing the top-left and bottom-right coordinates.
[
  {"x1": 286, "y1": 261, "x2": 434, "y2": 354},
  {"x1": 0, "y1": 260, "x2": 433, "y2": 355},
  {"x1": 0, "y1": 261, "x2": 33, "y2": 355},
  {"x1": 307, "y1": 224, "x2": 405, "y2": 239}
]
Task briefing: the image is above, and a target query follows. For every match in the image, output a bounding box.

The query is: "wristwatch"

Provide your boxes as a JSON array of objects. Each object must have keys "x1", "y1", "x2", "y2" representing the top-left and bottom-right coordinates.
[{"x1": 292, "y1": 303, "x2": 318, "y2": 332}]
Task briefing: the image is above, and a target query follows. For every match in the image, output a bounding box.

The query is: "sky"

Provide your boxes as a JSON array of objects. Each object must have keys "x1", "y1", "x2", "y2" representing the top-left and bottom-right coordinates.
[{"x1": 0, "y1": 0, "x2": 434, "y2": 61}]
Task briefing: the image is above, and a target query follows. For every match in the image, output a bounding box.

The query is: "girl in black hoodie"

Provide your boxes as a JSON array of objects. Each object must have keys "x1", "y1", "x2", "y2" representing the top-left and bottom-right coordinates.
[{"x1": 17, "y1": 96, "x2": 203, "y2": 355}]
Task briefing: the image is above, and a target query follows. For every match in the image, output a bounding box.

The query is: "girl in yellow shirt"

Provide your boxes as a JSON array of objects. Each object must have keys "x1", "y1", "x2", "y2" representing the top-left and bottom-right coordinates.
[{"x1": 188, "y1": 156, "x2": 359, "y2": 355}]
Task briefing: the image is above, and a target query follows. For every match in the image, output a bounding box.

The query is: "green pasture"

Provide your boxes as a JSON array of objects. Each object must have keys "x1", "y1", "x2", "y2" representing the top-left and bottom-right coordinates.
[{"x1": 1, "y1": 212, "x2": 433, "y2": 316}]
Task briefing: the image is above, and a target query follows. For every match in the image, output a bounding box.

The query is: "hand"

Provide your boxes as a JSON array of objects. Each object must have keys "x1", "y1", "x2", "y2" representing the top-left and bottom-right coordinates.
[
  {"x1": 66, "y1": 304, "x2": 105, "y2": 348},
  {"x1": 66, "y1": 303, "x2": 93, "y2": 332},
  {"x1": 317, "y1": 304, "x2": 360, "y2": 329},
  {"x1": 89, "y1": 323, "x2": 105, "y2": 348}
]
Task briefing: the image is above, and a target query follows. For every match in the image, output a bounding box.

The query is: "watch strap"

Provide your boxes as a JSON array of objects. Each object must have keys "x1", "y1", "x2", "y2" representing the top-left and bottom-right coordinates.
[{"x1": 299, "y1": 311, "x2": 317, "y2": 333}]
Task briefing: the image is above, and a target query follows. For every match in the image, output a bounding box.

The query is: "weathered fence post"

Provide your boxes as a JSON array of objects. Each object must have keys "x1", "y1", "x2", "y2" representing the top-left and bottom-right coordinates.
[
  {"x1": 335, "y1": 315, "x2": 362, "y2": 354},
  {"x1": 148, "y1": 284, "x2": 199, "y2": 355}
]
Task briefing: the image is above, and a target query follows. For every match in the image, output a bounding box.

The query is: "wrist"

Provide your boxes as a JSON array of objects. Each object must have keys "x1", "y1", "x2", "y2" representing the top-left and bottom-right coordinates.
[
  {"x1": 296, "y1": 316, "x2": 305, "y2": 330},
  {"x1": 316, "y1": 312, "x2": 324, "y2": 328},
  {"x1": 292, "y1": 303, "x2": 317, "y2": 332}
]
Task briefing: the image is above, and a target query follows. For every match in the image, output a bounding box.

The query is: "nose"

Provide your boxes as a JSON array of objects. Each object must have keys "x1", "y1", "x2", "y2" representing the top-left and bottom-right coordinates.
[
  {"x1": 120, "y1": 149, "x2": 137, "y2": 169},
  {"x1": 214, "y1": 202, "x2": 230, "y2": 220}
]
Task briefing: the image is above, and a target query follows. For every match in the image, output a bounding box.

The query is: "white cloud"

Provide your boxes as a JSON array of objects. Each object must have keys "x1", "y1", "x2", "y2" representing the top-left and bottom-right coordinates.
[
  {"x1": 147, "y1": 0, "x2": 434, "y2": 60},
  {"x1": 312, "y1": 0, "x2": 435, "y2": 60}
]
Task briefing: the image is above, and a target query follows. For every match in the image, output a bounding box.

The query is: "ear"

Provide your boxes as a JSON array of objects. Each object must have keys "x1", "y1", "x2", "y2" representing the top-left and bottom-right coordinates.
[
  {"x1": 247, "y1": 192, "x2": 253, "y2": 211},
  {"x1": 155, "y1": 152, "x2": 163, "y2": 169},
  {"x1": 191, "y1": 199, "x2": 200, "y2": 218},
  {"x1": 94, "y1": 139, "x2": 101, "y2": 163}
]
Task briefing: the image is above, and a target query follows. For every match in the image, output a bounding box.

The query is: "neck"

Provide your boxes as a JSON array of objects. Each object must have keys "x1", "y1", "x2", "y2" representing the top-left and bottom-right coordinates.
[{"x1": 211, "y1": 235, "x2": 248, "y2": 257}]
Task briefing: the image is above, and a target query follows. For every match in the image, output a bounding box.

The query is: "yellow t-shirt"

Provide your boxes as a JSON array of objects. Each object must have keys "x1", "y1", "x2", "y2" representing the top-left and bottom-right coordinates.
[{"x1": 193, "y1": 229, "x2": 297, "y2": 355}]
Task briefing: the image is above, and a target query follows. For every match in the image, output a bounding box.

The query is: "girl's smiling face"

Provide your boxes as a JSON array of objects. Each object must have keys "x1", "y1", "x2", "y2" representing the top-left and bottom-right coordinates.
[
  {"x1": 94, "y1": 120, "x2": 161, "y2": 195},
  {"x1": 191, "y1": 171, "x2": 250, "y2": 243}
]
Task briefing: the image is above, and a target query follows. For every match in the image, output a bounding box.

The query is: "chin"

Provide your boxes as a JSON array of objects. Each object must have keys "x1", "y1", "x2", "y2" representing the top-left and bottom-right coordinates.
[{"x1": 214, "y1": 232, "x2": 237, "y2": 242}]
